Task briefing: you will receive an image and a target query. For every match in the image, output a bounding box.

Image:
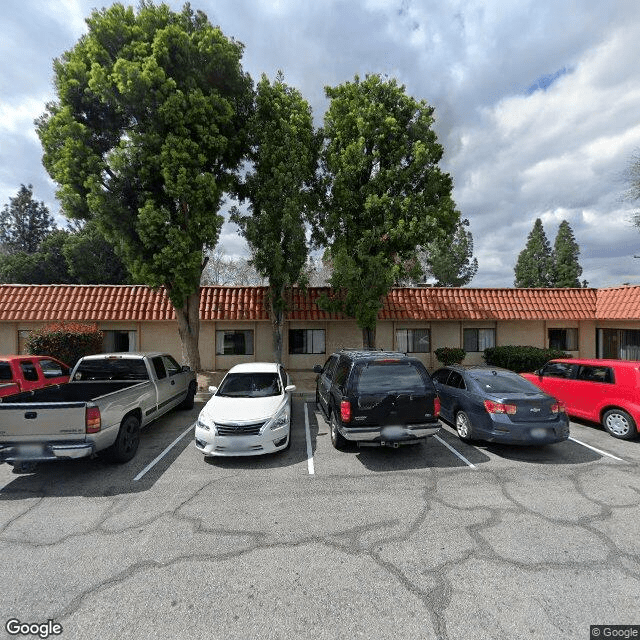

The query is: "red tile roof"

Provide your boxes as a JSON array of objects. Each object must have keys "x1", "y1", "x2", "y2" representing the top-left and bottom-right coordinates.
[
  {"x1": 0, "y1": 284, "x2": 626, "y2": 323},
  {"x1": 596, "y1": 286, "x2": 640, "y2": 319}
]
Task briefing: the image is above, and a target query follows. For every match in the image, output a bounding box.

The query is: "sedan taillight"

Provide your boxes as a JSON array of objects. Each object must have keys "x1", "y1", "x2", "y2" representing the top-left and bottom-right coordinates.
[
  {"x1": 551, "y1": 401, "x2": 566, "y2": 413},
  {"x1": 433, "y1": 396, "x2": 441, "y2": 417},
  {"x1": 484, "y1": 400, "x2": 517, "y2": 415},
  {"x1": 340, "y1": 400, "x2": 351, "y2": 423}
]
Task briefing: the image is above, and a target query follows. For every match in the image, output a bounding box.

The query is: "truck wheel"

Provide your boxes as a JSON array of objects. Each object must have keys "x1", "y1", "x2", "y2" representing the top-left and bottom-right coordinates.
[
  {"x1": 330, "y1": 413, "x2": 348, "y2": 450},
  {"x1": 602, "y1": 408, "x2": 637, "y2": 440},
  {"x1": 180, "y1": 382, "x2": 197, "y2": 410},
  {"x1": 105, "y1": 414, "x2": 140, "y2": 463}
]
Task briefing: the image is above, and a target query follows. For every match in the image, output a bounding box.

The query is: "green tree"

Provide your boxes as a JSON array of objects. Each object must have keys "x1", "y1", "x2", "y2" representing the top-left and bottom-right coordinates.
[
  {"x1": 231, "y1": 72, "x2": 320, "y2": 362},
  {"x1": 514, "y1": 218, "x2": 553, "y2": 287},
  {"x1": 36, "y1": 2, "x2": 253, "y2": 369},
  {"x1": 63, "y1": 221, "x2": 130, "y2": 284},
  {"x1": 552, "y1": 220, "x2": 584, "y2": 287},
  {"x1": 421, "y1": 218, "x2": 478, "y2": 286},
  {"x1": 0, "y1": 184, "x2": 55, "y2": 253},
  {"x1": 314, "y1": 74, "x2": 458, "y2": 347}
]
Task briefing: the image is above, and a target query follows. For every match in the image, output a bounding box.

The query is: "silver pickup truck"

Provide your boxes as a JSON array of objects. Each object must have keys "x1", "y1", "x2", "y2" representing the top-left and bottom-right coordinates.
[{"x1": 0, "y1": 352, "x2": 197, "y2": 470}]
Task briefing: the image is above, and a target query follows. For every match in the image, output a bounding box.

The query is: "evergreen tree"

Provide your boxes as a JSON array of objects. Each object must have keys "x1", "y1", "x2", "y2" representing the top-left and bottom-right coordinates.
[
  {"x1": 552, "y1": 220, "x2": 584, "y2": 287},
  {"x1": 0, "y1": 184, "x2": 55, "y2": 253},
  {"x1": 514, "y1": 218, "x2": 553, "y2": 287}
]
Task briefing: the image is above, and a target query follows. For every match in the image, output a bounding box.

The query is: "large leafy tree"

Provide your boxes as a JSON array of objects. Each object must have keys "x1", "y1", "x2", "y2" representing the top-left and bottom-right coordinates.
[
  {"x1": 314, "y1": 74, "x2": 458, "y2": 347},
  {"x1": 514, "y1": 218, "x2": 553, "y2": 287},
  {"x1": 231, "y1": 72, "x2": 320, "y2": 362},
  {"x1": 552, "y1": 220, "x2": 584, "y2": 287},
  {"x1": 420, "y1": 218, "x2": 478, "y2": 286},
  {"x1": 36, "y1": 2, "x2": 253, "y2": 369},
  {"x1": 0, "y1": 184, "x2": 55, "y2": 254}
]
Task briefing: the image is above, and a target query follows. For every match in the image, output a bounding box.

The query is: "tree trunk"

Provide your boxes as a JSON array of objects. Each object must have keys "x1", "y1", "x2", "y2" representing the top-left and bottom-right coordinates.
[
  {"x1": 362, "y1": 326, "x2": 376, "y2": 350},
  {"x1": 174, "y1": 290, "x2": 201, "y2": 371},
  {"x1": 270, "y1": 289, "x2": 284, "y2": 364}
]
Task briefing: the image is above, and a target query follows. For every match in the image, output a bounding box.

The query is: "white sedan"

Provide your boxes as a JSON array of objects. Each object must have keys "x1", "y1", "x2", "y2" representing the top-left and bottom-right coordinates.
[{"x1": 195, "y1": 363, "x2": 296, "y2": 457}]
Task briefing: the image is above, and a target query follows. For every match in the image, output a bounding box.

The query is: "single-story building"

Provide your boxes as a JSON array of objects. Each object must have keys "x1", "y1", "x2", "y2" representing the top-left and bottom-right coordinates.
[{"x1": 1, "y1": 284, "x2": 639, "y2": 371}]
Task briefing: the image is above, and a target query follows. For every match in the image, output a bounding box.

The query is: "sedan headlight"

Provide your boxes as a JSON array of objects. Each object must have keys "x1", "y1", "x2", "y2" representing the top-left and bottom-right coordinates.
[
  {"x1": 197, "y1": 416, "x2": 214, "y2": 432},
  {"x1": 270, "y1": 410, "x2": 290, "y2": 430}
]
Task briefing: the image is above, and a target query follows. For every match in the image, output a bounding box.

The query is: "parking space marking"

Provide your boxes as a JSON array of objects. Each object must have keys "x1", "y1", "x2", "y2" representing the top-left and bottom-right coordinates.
[
  {"x1": 304, "y1": 402, "x2": 315, "y2": 475},
  {"x1": 434, "y1": 434, "x2": 477, "y2": 469},
  {"x1": 568, "y1": 436, "x2": 624, "y2": 461},
  {"x1": 134, "y1": 422, "x2": 195, "y2": 481}
]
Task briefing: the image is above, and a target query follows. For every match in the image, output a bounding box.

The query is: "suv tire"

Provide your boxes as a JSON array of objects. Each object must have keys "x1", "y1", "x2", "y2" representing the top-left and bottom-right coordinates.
[{"x1": 330, "y1": 413, "x2": 348, "y2": 450}]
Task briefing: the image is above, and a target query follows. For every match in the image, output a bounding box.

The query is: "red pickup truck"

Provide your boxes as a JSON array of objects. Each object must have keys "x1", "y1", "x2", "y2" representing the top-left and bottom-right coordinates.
[{"x1": 0, "y1": 356, "x2": 71, "y2": 397}]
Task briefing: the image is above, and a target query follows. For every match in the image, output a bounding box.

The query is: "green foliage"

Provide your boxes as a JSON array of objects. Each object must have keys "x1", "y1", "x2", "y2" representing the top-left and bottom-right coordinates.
[
  {"x1": 422, "y1": 218, "x2": 478, "y2": 286},
  {"x1": 314, "y1": 74, "x2": 458, "y2": 340},
  {"x1": 514, "y1": 218, "x2": 553, "y2": 287},
  {"x1": 0, "y1": 224, "x2": 129, "y2": 284},
  {"x1": 26, "y1": 322, "x2": 104, "y2": 367},
  {"x1": 434, "y1": 347, "x2": 466, "y2": 366},
  {"x1": 36, "y1": 2, "x2": 253, "y2": 368},
  {"x1": 483, "y1": 345, "x2": 571, "y2": 373},
  {"x1": 0, "y1": 184, "x2": 55, "y2": 254},
  {"x1": 552, "y1": 220, "x2": 584, "y2": 287},
  {"x1": 231, "y1": 72, "x2": 320, "y2": 361}
]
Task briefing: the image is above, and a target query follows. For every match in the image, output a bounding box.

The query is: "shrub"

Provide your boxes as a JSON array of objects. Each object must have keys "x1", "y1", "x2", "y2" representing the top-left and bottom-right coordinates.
[
  {"x1": 434, "y1": 347, "x2": 466, "y2": 366},
  {"x1": 26, "y1": 322, "x2": 104, "y2": 368},
  {"x1": 483, "y1": 345, "x2": 570, "y2": 373}
]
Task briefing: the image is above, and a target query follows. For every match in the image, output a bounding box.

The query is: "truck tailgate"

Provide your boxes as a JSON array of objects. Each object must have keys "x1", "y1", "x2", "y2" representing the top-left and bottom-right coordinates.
[{"x1": 0, "y1": 402, "x2": 87, "y2": 441}]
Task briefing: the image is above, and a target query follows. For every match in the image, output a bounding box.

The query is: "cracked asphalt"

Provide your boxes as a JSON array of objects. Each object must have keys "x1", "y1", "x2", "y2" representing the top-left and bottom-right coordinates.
[{"x1": 1, "y1": 396, "x2": 639, "y2": 640}]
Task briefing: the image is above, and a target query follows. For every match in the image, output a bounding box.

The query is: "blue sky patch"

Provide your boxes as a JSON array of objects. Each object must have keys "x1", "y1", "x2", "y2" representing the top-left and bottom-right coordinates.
[{"x1": 526, "y1": 66, "x2": 572, "y2": 94}]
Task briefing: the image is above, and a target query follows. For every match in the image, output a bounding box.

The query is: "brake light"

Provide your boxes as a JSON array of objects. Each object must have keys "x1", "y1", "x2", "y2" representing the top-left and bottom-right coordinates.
[
  {"x1": 484, "y1": 400, "x2": 517, "y2": 415},
  {"x1": 434, "y1": 396, "x2": 441, "y2": 417},
  {"x1": 86, "y1": 406, "x2": 101, "y2": 433},
  {"x1": 551, "y1": 401, "x2": 566, "y2": 414},
  {"x1": 340, "y1": 400, "x2": 351, "y2": 423}
]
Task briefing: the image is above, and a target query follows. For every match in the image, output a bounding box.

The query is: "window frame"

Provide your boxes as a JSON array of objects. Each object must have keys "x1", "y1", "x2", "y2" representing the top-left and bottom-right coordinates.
[
  {"x1": 288, "y1": 328, "x2": 326, "y2": 355},
  {"x1": 396, "y1": 328, "x2": 431, "y2": 354},
  {"x1": 548, "y1": 328, "x2": 579, "y2": 351},
  {"x1": 215, "y1": 330, "x2": 255, "y2": 356},
  {"x1": 463, "y1": 328, "x2": 496, "y2": 352}
]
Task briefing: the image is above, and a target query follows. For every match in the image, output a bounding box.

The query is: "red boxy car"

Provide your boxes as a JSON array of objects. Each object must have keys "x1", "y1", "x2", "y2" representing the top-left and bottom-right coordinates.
[
  {"x1": 0, "y1": 356, "x2": 71, "y2": 398},
  {"x1": 521, "y1": 359, "x2": 640, "y2": 440}
]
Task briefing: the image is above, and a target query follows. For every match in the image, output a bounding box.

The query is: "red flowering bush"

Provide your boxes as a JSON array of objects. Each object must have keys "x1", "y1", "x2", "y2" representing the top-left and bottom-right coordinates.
[{"x1": 26, "y1": 322, "x2": 104, "y2": 367}]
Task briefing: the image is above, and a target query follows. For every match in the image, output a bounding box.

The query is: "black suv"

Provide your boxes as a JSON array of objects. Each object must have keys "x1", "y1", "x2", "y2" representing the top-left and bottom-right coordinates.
[{"x1": 313, "y1": 350, "x2": 441, "y2": 449}]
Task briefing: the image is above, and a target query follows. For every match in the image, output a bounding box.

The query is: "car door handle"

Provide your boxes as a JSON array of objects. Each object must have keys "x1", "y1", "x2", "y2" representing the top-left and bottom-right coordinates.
[
  {"x1": 24, "y1": 412, "x2": 37, "y2": 419},
  {"x1": 171, "y1": 380, "x2": 175, "y2": 385}
]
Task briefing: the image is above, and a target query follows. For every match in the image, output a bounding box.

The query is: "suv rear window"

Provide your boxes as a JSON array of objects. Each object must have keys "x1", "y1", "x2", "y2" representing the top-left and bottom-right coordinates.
[{"x1": 354, "y1": 362, "x2": 428, "y2": 394}]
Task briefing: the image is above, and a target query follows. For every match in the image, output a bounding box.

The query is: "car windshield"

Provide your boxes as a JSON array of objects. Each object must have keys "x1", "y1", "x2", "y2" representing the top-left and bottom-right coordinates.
[
  {"x1": 471, "y1": 371, "x2": 540, "y2": 394},
  {"x1": 355, "y1": 362, "x2": 428, "y2": 395},
  {"x1": 217, "y1": 372, "x2": 281, "y2": 398}
]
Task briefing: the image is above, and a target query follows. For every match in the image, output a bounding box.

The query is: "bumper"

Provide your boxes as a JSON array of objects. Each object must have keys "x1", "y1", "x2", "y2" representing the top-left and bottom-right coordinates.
[
  {"x1": 0, "y1": 442, "x2": 94, "y2": 463},
  {"x1": 479, "y1": 415, "x2": 570, "y2": 445},
  {"x1": 339, "y1": 422, "x2": 441, "y2": 444},
  {"x1": 194, "y1": 424, "x2": 290, "y2": 457}
]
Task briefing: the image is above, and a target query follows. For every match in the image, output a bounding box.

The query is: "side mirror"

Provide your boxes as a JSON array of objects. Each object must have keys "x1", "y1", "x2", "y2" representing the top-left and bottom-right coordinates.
[
  {"x1": 312, "y1": 365, "x2": 323, "y2": 374},
  {"x1": 285, "y1": 384, "x2": 296, "y2": 393},
  {"x1": 181, "y1": 365, "x2": 191, "y2": 372},
  {"x1": 208, "y1": 385, "x2": 218, "y2": 394}
]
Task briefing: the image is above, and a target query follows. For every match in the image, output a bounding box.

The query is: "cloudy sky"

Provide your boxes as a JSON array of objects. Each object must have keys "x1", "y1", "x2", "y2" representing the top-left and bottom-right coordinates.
[{"x1": 2, "y1": 0, "x2": 640, "y2": 287}]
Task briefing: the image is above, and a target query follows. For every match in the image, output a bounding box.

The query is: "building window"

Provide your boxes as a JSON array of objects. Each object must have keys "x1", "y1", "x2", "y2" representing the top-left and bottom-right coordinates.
[
  {"x1": 216, "y1": 330, "x2": 254, "y2": 355},
  {"x1": 463, "y1": 328, "x2": 495, "y2": 352},
  {"x1": 598, "y1": 329, "x2": 640, "y2": 360},
  {"x1": 103, "y1": 330, "x2": 137, "y2": 352},
  {"x1": 396, "y1": 328, "x2": 431, "y2": 353},
  {"x1": 18, "y1": 330, "x2": 32, "y2": 354},
  {"x1": 289, "y1": 329, "x2": 325, "y2": 354},
  {"x1": 549, "y1": 328, "x2": 578, "y2": 351}
]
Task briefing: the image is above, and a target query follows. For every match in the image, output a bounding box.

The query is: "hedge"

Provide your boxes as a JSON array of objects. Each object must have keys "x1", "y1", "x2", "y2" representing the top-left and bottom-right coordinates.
[
  {"x1": 482, "y1": 345, "x2": 570, "y2": 373},
  {"x1": 434, "y1": 347, "x2": 466, "y2": 366},
  {"x1": 26, "y1": 322, "x2": 104, "y2": 368}
]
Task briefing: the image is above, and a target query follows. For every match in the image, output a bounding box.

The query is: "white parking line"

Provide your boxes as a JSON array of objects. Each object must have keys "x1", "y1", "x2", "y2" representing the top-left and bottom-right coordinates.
[
  {"x1": 434, "y1": 434, "x2": 477, "y2": 469},
  {"x1": 304, "y1": 402, "x2": 315, "y2": 475},
  {"x1": 134, "y1": 423, "x2": 195, "y2": 481},
  {"x1": 568, "y1": 436, "x2": 624, "y2": 461}
]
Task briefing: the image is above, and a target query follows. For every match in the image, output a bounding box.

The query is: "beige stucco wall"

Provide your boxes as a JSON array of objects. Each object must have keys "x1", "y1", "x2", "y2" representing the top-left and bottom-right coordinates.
[{"x1": 0, "y1": 322, "x2": 19, "y2": 353}]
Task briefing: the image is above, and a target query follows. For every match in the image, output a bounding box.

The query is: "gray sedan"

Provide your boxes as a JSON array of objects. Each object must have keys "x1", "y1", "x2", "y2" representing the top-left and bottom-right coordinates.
[{"x1": 432, "y1": 365, "x2": 570, "y2": 445}]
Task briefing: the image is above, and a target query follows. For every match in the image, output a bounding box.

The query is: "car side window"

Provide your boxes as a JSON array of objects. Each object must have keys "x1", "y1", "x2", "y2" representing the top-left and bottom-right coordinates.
[
  {"x1": 324, "y1": 356, "x2": 339, "y2": 381},
  {"x1": 20, "y1": 361, "x2": 39, "y2": 382},
  {"x1": 152, "y1": 356, "x2": 167, "y2": 379},
  {"x1": 279, "y1": 365, "x2": 288, "y2": 389},
  {"x1": 447, "y1": 371, "x2": 466, "y2": 390},
  {"x1": 577, "y1": 365, "x2": 614, "y2": 384},
  {"x1": 333, "y1": 358, "x2": 351, "y2": 388},
  {"x1": 432, "y1": 369, "x2": 451, "y2": 385},
  {"x1": 541, "y1": 362, "x2": 576, "y2": 379},
  {"x1": 162, "y1": 355, "x2": 180, "y2": 377},
  {"x1": 38, "y1": 358, "x2": 69, "y2": 378},
  {"x1": 0, "y1": 361, "x2": 13, "y2": 381}
]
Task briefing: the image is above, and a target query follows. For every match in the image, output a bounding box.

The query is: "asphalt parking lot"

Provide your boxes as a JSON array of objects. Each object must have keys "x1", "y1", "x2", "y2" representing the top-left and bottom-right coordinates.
[{"x1": 1, "y1": 396, "x2": 639, "y2": 640}]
